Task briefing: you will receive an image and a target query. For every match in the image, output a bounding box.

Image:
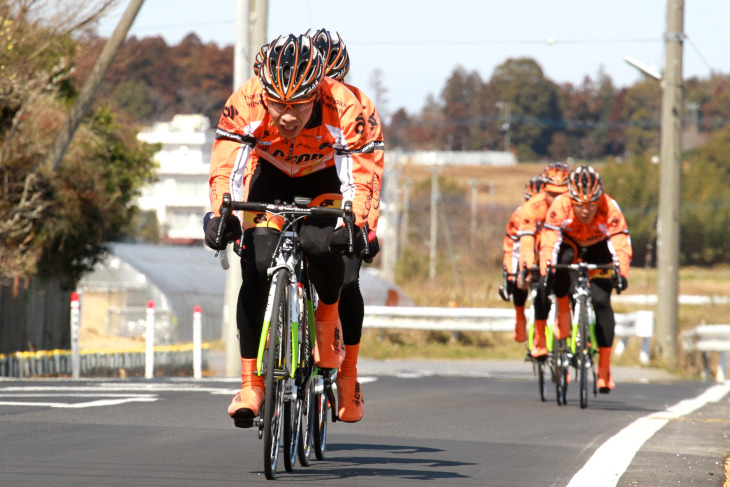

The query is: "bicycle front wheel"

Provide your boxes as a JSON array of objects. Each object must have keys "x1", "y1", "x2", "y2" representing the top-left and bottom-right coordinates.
[
  {"x1": 263, "y1": 269, "x2": 289, "y2": 480},
  {"x1": 576, "y1": 295, "x2": 589, "y2": 409}
]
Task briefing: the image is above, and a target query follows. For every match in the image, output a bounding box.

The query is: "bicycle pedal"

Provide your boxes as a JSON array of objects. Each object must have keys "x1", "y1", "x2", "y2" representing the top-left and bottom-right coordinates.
[{"x1": 233, "y1": 417, "x2": 256, "y2": 429}]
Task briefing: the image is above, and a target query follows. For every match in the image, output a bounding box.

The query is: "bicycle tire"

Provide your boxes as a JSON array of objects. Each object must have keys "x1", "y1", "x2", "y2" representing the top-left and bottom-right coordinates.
[
  {"x1": 283, "y1": 393, "x2": 302, "y2": 472},
  {"x1": 263, "y1": 269, "x2": 289, "y2": 480},
  {"x1": 538, "y1": 360, "x2": 547, "y2": 402},
  {"x1": 313, "y1": 379, "x2": 330, "y2": 460},
  {"x1": 298, "y1": 376, "x2": 315, "y2": 466},
  {"x1": 577, "y1": 295, "x2": 589, "y2": 409},
  {"x1": 297, "y1": 293, "x2": 315, "y2": 467},
  {"x1": 554, "y1": 342, "x2": 567, "y2": 406}
]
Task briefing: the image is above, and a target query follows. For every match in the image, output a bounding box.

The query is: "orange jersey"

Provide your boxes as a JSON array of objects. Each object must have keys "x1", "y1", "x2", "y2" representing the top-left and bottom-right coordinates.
[
  {"x1": 539, "y1": 193, "x2": 632, "y2": 276},
  {"x1": 512, "y1": 192, "x2": 551, "y2": 271},
  {"x1": 502, "y1": 205, "x2": 522, "y2": 272},
  {"x1": 344, "y1": 82, "x2": 383, "y2": 233},
  {"x1": 209, "y1": 76, "x2": 384, "y2": 228}
]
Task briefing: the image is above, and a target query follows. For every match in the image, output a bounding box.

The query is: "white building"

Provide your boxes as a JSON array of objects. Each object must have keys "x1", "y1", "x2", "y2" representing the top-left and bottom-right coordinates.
[{"x1": 136, "y1": 114, "x2": 213, "y2": 243}]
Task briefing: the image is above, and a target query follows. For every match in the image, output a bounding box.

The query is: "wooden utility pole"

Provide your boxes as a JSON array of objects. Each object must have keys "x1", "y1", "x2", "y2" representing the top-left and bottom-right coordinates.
[
  {"x1": 44, "y1": 0, "x2": 145, "y2": 171},
  {"x1": 656, "y1": 0, "x2": 684, "y2": 366}
]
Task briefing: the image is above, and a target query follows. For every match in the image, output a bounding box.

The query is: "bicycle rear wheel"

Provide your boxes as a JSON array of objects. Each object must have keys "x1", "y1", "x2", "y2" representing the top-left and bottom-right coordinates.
[
  {"x1": 283, "y1": 389, "x2": 302, "y2": 472},
  {"x1": 263, "y1": 269, "x2": 289, "y2": 480},
  {"x1": 298, "y1": 376, "x2": 315, "y2": 466},
  {"x1": 554, "y1": 342, "x2": 568, "y2": 406},
  {"x1": 296, "y1": 294, "x2": 315, "y2": 467},
  {"x1": 313, "y1": 374, "x2": 330, "y2": 460},
  {"x1": 537, "y1": 359, "x2": 547, "y2": 402}
]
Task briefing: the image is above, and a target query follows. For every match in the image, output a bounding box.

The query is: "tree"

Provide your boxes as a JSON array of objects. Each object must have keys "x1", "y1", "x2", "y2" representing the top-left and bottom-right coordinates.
[
  {"x1": 0, "y1": 1, "x2": 157, "y2": 287},
  {"x1": 622, "y1": 79, "x2": 661, "y2": 157},
  {"x1": 489, "y1": 58, "x2": 563, "y2": 161}
]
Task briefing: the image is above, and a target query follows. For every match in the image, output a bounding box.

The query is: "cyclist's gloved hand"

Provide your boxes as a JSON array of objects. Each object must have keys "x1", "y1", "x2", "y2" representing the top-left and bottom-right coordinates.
[
  {"x1": 612, "y1": 274, "x2": 628, "y2": 292},
  {"x1": 498, "y1": 279, "x2": 514, "y2": 302},
  {"x1": 204, "y1": 212, "x2": 242, "y2": 251},
  {"x1": 363, "y1": 231, "x2": 380, "y2": 263},
  {"x1": 329, "y1": 225, "x2": 365, "y2": 256}
]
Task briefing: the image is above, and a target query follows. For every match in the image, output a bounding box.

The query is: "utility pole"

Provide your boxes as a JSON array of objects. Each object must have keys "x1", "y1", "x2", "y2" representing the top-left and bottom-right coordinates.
[
  {"x1": 656, "y1": 0, "x2": 684, "y2": 367},
  {"x1": 429, "y1": 167, "x2": 440, "y2": 280},
  {"x1": 495, "y1": 101, "x2": 511, "y2": 153},
  {"x1": 44, "y1": 0, "x2": 145, "y2": 171},
  {"x1": 233, "y1": 0, "x2": 251, "y2": 90},
  {"x1": 250, "y1": 0, "x2": 268, "y2": 75},
  {"x1": 466, "y1": 178, "x2": 479, "y2": 248}
]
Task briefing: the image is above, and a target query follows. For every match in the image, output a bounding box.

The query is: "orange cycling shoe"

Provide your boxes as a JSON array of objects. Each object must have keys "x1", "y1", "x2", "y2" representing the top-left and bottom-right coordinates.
[
  {"x1": 530, "y1": 319, "x2": 548, "y2": 358},
  {"x1": 597, "y1": 347, "x2": 615, "y2": 393},
  {"x1": 554, "y1": 296, "x2": 572, "y2": 340},
  {"x1": 513, "y1": 306, "x2": 527, "y2": 343},
  {"x1": 313, "y1": 300, "x2": 345, "y2": 368},
  {"x1": 337, "y1": 344, "x2": 364, "y2": 422},
  {"x1": 228, "y1": 358, "x2": 265, "y2": 427}
]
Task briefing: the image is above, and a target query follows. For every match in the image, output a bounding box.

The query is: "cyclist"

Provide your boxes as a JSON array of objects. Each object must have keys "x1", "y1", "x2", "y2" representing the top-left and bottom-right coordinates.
[
  {"x1": 204, "y1": 34, "x2": 383, "y2": 426},
  {"x1": 305, "y1": 28, "x2": 383, "y2": 423},
  {"x1": 538, "y1": 166, "x2": 632, "y2": 393},
  {"x1": 502, "y1": 176, "x2": 544, "y2": 343},
  {"x1": 512, "y1": 162, "x2": 571, "y2": 357}
]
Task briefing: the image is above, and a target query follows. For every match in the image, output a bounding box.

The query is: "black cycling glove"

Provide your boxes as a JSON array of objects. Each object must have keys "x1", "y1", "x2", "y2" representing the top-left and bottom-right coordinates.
[
  {"x1": 329, "y1": 225, "x2": 365, "y2": 257},
  {"x1": 203, "y1": 212, "x2": 242, "y2": 251},
  {"x1": 612, "y1": 274, "x2": 628, "y2": 292}
]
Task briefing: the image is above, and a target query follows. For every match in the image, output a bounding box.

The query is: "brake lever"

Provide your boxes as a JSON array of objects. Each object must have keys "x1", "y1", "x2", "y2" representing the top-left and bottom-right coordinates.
[{"x1": 343, "y1": 201, "x2": 355, "y2": 255}]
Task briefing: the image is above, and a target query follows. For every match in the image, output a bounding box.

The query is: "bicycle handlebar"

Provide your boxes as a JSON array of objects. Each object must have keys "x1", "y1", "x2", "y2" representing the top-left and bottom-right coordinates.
[
  {"x1": 546, "y1": 261, "x2": 624, "y2": 294},
  {"x1": 217, "y1": 192, "x2": 356, "y2": 255}
]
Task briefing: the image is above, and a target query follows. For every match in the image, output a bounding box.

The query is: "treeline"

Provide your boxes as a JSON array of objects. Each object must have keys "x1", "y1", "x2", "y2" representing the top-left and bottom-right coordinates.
[
  {"x1": 81, "y1": 34, "x2": 730, "y2": 163},
  {"x1": 78, "y1": 31, "x2": 730, "y2": 268}
]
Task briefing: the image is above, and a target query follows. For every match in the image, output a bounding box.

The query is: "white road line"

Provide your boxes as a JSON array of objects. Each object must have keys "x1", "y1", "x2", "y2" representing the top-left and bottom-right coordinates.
[
  {"x1": 0, "y1": 397, "x2": 158, "y2": 408},
  {"x1": 567, "y1": 381, "x2": 730, "y2": 487}
]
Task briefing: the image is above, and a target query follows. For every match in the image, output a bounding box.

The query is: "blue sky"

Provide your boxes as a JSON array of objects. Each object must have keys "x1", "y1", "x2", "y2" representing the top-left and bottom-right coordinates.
[{"x1": 99, "y1": 0, "x2": 727, "y2": 116}]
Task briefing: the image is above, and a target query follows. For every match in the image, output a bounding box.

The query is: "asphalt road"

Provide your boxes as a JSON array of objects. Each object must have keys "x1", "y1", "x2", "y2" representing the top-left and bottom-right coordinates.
[{"x1": 0, "y1": 360, "x2": 727, "y2": 487}]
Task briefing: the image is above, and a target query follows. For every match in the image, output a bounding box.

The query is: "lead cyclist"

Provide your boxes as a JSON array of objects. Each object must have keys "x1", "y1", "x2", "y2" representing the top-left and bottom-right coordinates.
[
  {"x1": 539, "y1": 166, "x2": 632, "y2": 393},
  {"x1": 204, "y1": 33, "x2": 383, "y2": 427}
]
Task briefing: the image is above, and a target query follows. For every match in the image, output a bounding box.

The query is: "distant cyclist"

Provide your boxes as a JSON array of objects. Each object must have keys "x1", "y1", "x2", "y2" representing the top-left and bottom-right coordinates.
[
  {"x1": 511, "y1": 162, "x2": 571, "y2": 357},
  {"x1": 501, "y1": 176, "x2": 544, "y2": 343},
  {"x1": 204, "y1": 34, "x2": 383, "y2": 426},
  {"x1": 538, "y1": 166, "x2": 632, "y2": 392},
  {"x1": 305, "y1": 28, "x2": 383, "y2": 423}
]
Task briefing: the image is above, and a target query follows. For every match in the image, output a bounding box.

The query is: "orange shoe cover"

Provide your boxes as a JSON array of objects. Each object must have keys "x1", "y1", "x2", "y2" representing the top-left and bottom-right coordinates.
[
  {"x1": 228, "y1": 358, "x2": 265, "y2": 424},
  {"x1": 554, "y1": 296, "x2": 571, "y2": 340},
  {"x1": 530, "y1": 319, "x2": 548, "y2": 358},
  {"x1": 597, "y1": 347, "x2": 615, "y2": 393},
  {"x1": 313, "y1": 300, "x2": 345, "y2": 368},
  {"x1": 337, "y1": 344, "x2": 364, "y2": 422},
  {"x1": 513, "y1": 306, "x2": 527, "y2": 343}
]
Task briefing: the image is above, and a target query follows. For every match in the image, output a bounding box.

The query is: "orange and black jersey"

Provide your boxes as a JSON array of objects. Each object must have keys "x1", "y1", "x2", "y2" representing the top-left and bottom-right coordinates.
[
  {"x1": 512, "y1": 191, "x2": 552, "y2": 271},
  {"x1": 209, "y1": 76, "x2": 384, "y2": 229},
  {"x1": 539, "y1": 193, "x2": 632, "y2": 277},
  {"x1": 343, "y1": 81, "x2": 383, "y2": 233}
]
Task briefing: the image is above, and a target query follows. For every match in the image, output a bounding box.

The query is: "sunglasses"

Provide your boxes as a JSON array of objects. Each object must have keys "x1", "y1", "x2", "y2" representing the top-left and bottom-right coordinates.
[
  {"x1": 572, "y1": 201, "x2": 598, "y2": 210},
  {"x1": 266, "y1": 97, "x2": 315, "y2": 112}
]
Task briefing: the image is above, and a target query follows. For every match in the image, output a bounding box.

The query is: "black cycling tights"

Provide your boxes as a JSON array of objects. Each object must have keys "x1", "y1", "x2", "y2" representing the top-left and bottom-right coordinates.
[
  {"x1": 237, "y1": 225, "x2": 344, "y2": 358},
  {"x1": 339, "y1": 255, "x2": 364, "y2": 346}
]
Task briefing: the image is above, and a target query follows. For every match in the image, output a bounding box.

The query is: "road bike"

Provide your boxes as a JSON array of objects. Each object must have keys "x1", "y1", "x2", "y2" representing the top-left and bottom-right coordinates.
[
  {"x1": 501, "y1": 265, "x2": 565, "y2": 404},
  {"x1": 546, "y1": 261, "x2": 622, "y2": 409},
  {"x1": 216, "y1": 193, "x2": 355, "y2": 479}
]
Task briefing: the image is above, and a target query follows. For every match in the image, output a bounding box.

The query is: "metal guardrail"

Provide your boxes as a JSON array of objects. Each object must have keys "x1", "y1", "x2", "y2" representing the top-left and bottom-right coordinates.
[
  {"x1": 0, "y1": 344, "x2": 210, "y2": 378},
  {"x1": 682, "y1": 324, "x2": 730, "y2": 382},
  {"x1": 363, "y1": 306, "x2": 653, "y2": 364}
]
